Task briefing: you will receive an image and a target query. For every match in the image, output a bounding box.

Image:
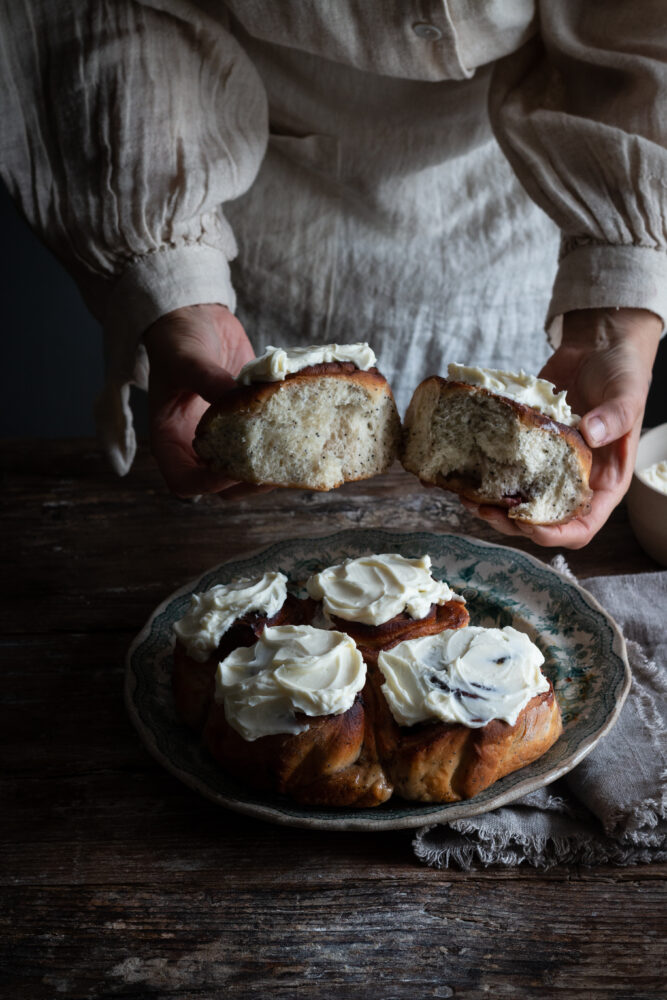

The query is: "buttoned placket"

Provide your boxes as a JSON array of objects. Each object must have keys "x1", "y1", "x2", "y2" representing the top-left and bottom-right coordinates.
[{"x1": 408, "y1": 2, "x2": 471, "y2": 80}]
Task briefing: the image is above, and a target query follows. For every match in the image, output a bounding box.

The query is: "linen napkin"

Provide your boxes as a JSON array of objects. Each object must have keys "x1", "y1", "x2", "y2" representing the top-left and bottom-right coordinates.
[{"x1": 413, "y1": 562, "x2": 667, "y2": 869}]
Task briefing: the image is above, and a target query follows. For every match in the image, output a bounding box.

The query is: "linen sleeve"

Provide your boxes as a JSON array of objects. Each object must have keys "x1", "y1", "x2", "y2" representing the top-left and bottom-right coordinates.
[
  {"x1": 488, "y1": 0, "x2": 667, "y2": 343},
  {"x1": 0, "y1": 0, "x2": 268, "y2": 472}
]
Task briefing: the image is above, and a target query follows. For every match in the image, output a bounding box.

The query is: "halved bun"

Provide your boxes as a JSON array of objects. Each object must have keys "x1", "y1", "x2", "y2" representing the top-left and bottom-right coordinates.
[
  {"x1": 401, "y1": 377, "x2": 592, "y2": 525},
  {"x1": 194, "y1": 363, "x2": 401, "y2": 491}
]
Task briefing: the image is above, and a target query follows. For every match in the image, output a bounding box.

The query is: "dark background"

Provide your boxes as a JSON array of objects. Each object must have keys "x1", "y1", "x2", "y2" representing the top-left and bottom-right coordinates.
[{"x1": 1, "y1": 181, "x2": 665, "y2": 440}]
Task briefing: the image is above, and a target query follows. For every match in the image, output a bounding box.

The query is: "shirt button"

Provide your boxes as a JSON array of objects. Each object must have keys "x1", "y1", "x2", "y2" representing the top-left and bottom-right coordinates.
[{"x1": 412, "y1": 22, "x2": 443, "y2": 40}]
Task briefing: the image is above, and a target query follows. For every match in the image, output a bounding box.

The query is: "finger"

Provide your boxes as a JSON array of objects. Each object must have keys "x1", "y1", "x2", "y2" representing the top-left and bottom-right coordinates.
[
  {"x1": 460, "y1": 499, "x2": 609, "y2": 549},
  {"x1": 459, "y1": 497, "x2": 528, "y2": 535},
  {"x1": 515, "y1": 479, "x2": 625, "y2": 549},
  {"x1": 154, "y1": 442, "x2": 240, "y2": 498},
  {"x1": 149, "y1": 413, "x2": 239, "y2": 498},
  {"x1": 588, "y1": 437, "x2": 629, "y2": 493},
  {"x1": 215, "y1": 483, "x2": 276, "y2": 501},
  {"x1": 178, "y1": 357, "x2": 237, "y2": 404},
  {"x1": 470, "y1": 491, "x2": 613, "y2": 549},
  {"x1": 468, "y1": 504, "x2": 530, "y2": 539},
  {"x1": 580, "y1": 394, "x2": 643, "y2": 449}
]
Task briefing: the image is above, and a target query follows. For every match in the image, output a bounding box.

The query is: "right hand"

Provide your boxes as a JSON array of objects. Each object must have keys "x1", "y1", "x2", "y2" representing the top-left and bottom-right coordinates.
[
  {"x1": 462, "y1": 307, "x2": 661, "y2": 548},
  {"x1": 143, "y1": 303, "x2": 261, "y2": 497}
]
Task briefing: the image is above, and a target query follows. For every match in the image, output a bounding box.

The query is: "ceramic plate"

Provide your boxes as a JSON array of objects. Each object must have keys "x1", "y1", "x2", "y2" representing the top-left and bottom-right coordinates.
[{"x1": 125, "y1": 530, "x2": 631, "y2": 831}]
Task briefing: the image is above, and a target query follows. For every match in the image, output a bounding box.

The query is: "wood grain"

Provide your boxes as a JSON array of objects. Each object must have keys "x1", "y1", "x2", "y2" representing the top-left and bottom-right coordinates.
[{"x1": 1, "y1": 440, "x2": 664, "y2": 999}]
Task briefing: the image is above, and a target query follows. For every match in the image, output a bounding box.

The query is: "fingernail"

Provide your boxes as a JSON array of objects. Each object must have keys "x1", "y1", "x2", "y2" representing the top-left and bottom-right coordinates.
[{"x1": 586, "y1": 416, "x2": 606, "y2": 446}]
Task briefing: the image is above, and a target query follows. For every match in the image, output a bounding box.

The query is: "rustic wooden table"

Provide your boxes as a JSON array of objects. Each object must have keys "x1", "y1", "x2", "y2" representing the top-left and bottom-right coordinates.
[{"x1": 2, "y1": 440, "x2": 665, "y2": 999}]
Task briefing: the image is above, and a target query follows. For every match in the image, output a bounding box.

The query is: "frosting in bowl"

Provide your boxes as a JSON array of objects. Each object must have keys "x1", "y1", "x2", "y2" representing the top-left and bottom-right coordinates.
[{"x1": 639, "y1": 459, "x2": 667, "y2": 495}]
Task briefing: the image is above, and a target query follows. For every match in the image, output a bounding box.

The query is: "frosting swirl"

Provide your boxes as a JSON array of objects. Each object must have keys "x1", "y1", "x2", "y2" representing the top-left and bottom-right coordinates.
[
  {"x1": 447, "y1": 363, "x2": 578, "y2": 426},
  {"x1": 306, "y1": 553, "x2": 463, "y2": 626},
  {"x1": 639, "y1": 459, "x2": 667, "y2": 495},
  {"x1": 378, "y1": 625, "x2": 549, "y2": 728},
  {"x1": 173, "y1": 572, "x2": 288, "y2": 662},
  {"x1": 237, "y1": 343, "x2": 376, "y2": 384},
  {"x1": 216, "y1": 625, "x2": 366, "y2": 741}
]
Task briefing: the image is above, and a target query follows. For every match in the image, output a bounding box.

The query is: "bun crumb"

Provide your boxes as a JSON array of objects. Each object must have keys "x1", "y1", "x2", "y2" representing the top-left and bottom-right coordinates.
[
  {"x1": 401, "y1": 376, "x2": 592, "y2": 525},
  {"x1": 195, "y1": 367, "x2": 401, "y2": 490}
]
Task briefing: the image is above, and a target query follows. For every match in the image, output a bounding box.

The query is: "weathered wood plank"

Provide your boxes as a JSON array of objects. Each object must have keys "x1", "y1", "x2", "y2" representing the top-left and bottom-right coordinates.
[
  {"x1": 3, "y1": 798, "x2": 666, "y2": 888},
  {"x1": 1, "y1": 881, "x2": 665, "y2": 1000}
]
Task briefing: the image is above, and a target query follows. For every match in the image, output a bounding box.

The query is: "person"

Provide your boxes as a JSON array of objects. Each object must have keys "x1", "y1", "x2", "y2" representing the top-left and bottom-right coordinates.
[{"x1": 1, "y1": 1, "x2": 665, "y2": 550}]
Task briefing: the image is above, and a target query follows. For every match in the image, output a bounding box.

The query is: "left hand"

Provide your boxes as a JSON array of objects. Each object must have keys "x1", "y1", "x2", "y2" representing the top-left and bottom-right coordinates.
[
  {"x1": 143, "y1": 302, "x2": 261, "y2": 498},
  {"x1": 465, "y1": 307, "x2": 662, "y2": 549}
]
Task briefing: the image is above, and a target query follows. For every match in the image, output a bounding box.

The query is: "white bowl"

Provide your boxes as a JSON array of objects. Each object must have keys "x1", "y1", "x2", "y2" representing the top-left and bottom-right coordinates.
[{"x1": 626, "y1": 422, "x2": 667, "y2": 566}]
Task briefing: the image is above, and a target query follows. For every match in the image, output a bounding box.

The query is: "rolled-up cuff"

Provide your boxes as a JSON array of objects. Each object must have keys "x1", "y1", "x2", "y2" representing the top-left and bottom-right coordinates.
[
  {"x1": 96, "y1": 244, "x2": 237, "y2": 476},
  {"x1": 103, "y1": 243, "x2": 236, "y2": 342},
  {"x1": 547, "y1": 244, "x2": 667, "y2": 347}
]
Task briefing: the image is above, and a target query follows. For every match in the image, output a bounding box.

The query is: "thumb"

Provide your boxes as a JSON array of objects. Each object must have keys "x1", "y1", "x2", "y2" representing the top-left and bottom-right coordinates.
[
  {"x1": 162, "y1": 347, "x2": 237, "y2": 404},
  {"x1": 187, "y1": 360, "x2": 237, "y2": 404},
  {"x1": 580, "y1": 394, "x2": 642, "y2": 448}
]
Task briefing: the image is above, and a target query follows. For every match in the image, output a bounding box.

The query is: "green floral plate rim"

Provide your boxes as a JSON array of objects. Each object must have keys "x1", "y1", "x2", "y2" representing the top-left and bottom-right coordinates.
[{"x1": 125, "y1": 529, "x2": 631, "y2": 831}]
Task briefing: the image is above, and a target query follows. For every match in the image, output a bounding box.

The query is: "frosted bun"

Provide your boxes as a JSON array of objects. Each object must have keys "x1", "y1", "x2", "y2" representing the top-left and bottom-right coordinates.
[
  {"x1": 367, "y1": 669, "x2": 562, "y2": 803},
  {"x1": 194, "y1": 362, "x2": 401, "y2": 491},
  {"x1": 401, "y1": 376, "x2": 593, "y2": 525}
]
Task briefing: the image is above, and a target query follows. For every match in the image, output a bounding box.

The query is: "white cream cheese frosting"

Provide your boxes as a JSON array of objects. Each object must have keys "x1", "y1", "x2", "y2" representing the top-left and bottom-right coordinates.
[
  {"x1": 173, "y1": 572, "x2": 288, "y2": 662},
  {"x1": 639, "y1": 459, "x2": 667, "y2": 495},
  {"x1": 215, "y1": 624, "x2": 366, "y2": 741},
  {"x1": 237, "y1": 343, "x2": 376, "y2": 384},
  {"x1": 447, "y1": 362, "x2": 579, "y2": 426},
  {"x1": 378, "y1": 625, "x2": 549, "y2": 729},
  {"x1": 306, "y1": 553, "x2": 463, "y2": 626}
]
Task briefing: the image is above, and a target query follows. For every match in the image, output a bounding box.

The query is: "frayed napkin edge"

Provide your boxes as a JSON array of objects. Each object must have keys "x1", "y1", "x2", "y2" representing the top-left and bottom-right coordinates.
[{"x1": 413, "y1": 822, "x2": 667, "y2": 871}]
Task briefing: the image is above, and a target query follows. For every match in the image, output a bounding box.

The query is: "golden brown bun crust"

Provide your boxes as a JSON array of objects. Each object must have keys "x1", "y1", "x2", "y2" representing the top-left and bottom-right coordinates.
[
  {"x1": 204, "y1": 690, "x2": 393, "y2": 807},
  {"x1": 172, "y1": 594, "x2": 317, "y2": 731},
  {"x1": 402, "y1": 377, "x2": 593, "y2": 525},
  {"x1": 331, "y1": 600, "x2": 470, "y2": 663},
  {"x1": 368, "y1": 672, "x2": 563, "y2": 803},
  {"x1": 196, "y1": 363, "x2": 386, "y2": 424}
]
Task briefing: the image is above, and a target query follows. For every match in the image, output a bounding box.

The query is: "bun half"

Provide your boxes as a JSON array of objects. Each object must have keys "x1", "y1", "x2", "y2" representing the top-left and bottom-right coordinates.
[
  {"x1": 195, "y1": 364, "x2": 401, "y2": 491},
  {"x1": 402, "y1": 377, "x2": 593, "y2": 525}
]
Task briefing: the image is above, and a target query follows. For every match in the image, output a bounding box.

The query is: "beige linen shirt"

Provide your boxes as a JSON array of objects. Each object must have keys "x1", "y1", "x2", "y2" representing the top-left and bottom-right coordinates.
[{"x1": 2, "y1": 1, "x2": 667, "y2": 473}]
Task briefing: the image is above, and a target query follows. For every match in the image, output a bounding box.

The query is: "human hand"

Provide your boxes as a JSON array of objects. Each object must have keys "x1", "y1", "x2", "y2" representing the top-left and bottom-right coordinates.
[
  {"x1": 464, "y1": 308, "x2": 662, "y2": 548},
  {"x1": 143, "y1": 303, "x2": 261, "y2": 497}
]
